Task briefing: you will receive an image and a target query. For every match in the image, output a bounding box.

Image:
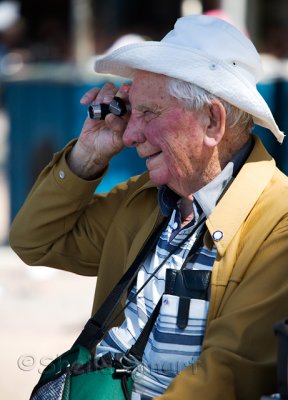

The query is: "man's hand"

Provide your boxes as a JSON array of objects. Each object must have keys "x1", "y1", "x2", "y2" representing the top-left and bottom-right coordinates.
[{"x1": 67, "y1": 82, "x2": 131, "y2": 179}]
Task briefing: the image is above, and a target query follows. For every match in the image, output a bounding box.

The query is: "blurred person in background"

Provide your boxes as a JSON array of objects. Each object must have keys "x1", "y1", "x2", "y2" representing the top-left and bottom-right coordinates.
[
  {"x1": 0, "y1": 1, "x2": 27, "y2": 76},
  {"x1": 10, "y1": 15, "x2": 288, "y2": 400},
  {"x1": 0, "y1": 1, "x2": 21, "y2": 56},
  {"x1": 262, "y1": 19, "x2": 288, "y2": 59}
]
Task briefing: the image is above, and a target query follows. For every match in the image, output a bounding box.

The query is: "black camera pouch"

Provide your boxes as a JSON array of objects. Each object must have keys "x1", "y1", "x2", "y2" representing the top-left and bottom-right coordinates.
[{"x1": 165, "y1": 268, "x2": 211, "y2": 330}]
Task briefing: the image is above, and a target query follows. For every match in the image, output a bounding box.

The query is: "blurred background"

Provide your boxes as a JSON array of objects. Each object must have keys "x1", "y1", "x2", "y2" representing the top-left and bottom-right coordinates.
[{"x1": 0, "y1": 0, "x2": 288, "y2": 398}]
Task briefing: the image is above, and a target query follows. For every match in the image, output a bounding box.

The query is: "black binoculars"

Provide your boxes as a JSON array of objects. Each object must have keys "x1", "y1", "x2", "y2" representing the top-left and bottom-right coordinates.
[{"x1": 88, "y1": 97, "x2": 130, "y2": 120}]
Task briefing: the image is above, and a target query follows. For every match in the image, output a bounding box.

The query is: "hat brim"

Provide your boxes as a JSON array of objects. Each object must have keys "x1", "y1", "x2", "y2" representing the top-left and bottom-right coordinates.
[{"x1": 95, "y1": 42, "x2": 284, "y2": 143}]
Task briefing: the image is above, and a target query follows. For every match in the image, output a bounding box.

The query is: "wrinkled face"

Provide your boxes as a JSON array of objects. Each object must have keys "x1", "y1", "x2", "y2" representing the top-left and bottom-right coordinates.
[{"x1": 123, "y1": 70, "x2": 213, "y2": 196}]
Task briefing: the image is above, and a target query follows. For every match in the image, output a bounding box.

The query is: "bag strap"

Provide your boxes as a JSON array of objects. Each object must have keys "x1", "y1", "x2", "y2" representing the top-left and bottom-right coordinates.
[
  {"x1": 125, "y1": 297, "x2": 162, "y2": 364},
  {"x1": 72, "y1": 218, "x2": 167, "y2": 350}
]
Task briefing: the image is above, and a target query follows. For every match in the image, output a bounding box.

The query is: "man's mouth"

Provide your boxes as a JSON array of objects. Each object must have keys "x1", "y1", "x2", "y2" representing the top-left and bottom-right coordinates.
[{"x1": 146, "y1": 151, "x2": 162, "y2": 161}]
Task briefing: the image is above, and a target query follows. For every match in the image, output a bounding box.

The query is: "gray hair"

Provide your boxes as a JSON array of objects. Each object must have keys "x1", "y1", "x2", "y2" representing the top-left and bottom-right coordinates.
[{"x1": 167, "y1": 77, "x2": 254, "y2": 133}]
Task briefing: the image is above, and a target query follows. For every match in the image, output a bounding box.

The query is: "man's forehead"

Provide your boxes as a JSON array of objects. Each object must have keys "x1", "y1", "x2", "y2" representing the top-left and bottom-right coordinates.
[
  {"x1": 131, "y1": 71, "x2": 165, "y2": 92},
  {"x1": 130, "y1": 74, "x2": 172, "y2": 106}
]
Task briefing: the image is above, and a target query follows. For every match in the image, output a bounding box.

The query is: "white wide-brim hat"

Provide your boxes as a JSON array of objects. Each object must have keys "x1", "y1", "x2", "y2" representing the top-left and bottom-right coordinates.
[{"x1": 95, "y1": 15, "x2": 284, "y2": 143}]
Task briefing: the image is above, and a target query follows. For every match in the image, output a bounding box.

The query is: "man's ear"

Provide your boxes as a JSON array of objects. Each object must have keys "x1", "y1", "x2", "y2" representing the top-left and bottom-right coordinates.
[{"x1": 203, "y1": 100, "x2": 226, "y2": 147}]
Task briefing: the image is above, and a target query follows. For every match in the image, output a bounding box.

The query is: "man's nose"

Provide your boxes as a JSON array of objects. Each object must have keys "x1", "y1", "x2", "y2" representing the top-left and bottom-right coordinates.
[{"x1": 123, "y1": 118, "x2": 145, "y2": 147}]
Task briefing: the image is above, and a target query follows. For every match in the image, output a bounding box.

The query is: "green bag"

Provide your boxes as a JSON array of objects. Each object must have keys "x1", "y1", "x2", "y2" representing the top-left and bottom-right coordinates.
[{"x1": 30, "y1": 345, "x2": 133, "y2": 400}]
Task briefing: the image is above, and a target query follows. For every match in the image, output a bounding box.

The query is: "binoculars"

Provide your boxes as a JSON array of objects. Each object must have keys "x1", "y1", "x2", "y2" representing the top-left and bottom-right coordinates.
[{"x1": 88, "y1": 97, "x2": 130, "y2": 120}]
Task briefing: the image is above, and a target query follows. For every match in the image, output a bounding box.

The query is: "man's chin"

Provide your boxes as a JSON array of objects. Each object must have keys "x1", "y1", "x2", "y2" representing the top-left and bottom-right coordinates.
[{"x1": 148, "y1": 170, "x2": 168, "y2": 187}]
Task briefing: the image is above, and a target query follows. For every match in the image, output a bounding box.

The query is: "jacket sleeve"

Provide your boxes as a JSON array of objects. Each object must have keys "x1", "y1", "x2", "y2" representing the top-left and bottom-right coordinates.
[
  {"x1": 155, "y1": 215, "x2": 288, "y2": 400},
  {"x1": 9, "y1": 140, "x2": 139, "y2": 276}
]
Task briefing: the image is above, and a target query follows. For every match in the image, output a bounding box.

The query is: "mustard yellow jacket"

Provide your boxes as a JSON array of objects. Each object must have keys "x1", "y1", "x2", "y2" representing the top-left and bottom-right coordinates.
[{"x1": 10, "y1": 135, "x2": 288, "y2": 399}]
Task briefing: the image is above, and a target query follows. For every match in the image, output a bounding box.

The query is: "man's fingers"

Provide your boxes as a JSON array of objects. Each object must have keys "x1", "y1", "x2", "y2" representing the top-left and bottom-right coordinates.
[
  {"x1": 115, "y1": 83, "x2": 131, "y2": 104},
  {"x1": 113, "y1": 83, "x2": 132, "y2": 121},
  {"x1": 80, "y1": 87, "x2": 101, "y2": 105},
  {"x1": 93, "y1": 82, "x2": 118, "y2": 105},
  {"x1": 105, "y1": 113, "x2": 128, "y2": 134},
  {"x1": 80, "y1": 82, "x2": 118, "y2": 105}
]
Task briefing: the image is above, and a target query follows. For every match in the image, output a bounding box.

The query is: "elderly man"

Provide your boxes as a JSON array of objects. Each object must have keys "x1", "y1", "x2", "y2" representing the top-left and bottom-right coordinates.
[{"x1": 10, "y1": 15, "x2": 288, "y2": 400}]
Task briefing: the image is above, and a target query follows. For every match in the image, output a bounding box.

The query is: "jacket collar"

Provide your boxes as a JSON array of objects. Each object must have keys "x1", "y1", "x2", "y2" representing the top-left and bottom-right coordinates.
[
  {"x1": 123, "y1": 172, "x2": 156, "y2": 207},
  {"x1": 206, "y1": 135, "x2": 276, "y2": 256}
]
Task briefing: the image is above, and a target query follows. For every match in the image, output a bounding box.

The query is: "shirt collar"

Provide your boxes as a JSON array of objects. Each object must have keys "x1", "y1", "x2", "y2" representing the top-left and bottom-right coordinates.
[{"x1": 158, "y1": 137, "x2": 253, "y2": 218}]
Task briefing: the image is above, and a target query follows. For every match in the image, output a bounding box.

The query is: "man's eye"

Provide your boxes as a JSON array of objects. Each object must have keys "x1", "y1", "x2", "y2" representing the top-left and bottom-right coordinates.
[{"x1": 143, "y1": 110, "x2": 157, "y2": 120}]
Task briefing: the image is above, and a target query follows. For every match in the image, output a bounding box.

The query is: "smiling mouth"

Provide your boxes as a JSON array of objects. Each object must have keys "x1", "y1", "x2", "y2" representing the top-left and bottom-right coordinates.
[{"x1": 146, "y1": 151, "x2": 162, "y2": 161}]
